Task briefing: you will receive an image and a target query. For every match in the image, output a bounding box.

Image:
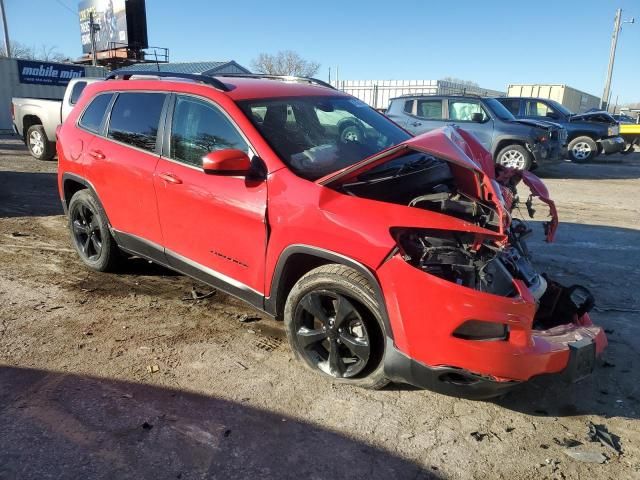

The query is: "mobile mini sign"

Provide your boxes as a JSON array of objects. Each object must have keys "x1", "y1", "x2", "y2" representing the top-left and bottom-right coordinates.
[{"x1": 17, "y1": 60, "x2": 85, "y2": 86}]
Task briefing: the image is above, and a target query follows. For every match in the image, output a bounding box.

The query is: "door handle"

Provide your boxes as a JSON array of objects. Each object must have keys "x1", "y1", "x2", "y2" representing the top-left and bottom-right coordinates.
[
  {"x1": 410, "y1": 121, "x2": 422, "y2": 127},
  {"x1": 158, "y1": 172, "x2": 183, "y2": 185},
  {"x1": 88, "y1": 149, "x2": 105, "y2": 160}
]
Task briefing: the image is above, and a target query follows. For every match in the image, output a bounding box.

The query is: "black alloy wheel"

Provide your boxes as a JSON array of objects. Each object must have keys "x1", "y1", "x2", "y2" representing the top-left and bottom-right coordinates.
[
  {"x1": 293, "y1": 290, "x2": 371, "y2": 378},
  {"x1": 67, "y1": 189, "x2": 120, "y2": 272},
  {"x1": 71, "y1": 203, "x2": 103, "y2": 261}
]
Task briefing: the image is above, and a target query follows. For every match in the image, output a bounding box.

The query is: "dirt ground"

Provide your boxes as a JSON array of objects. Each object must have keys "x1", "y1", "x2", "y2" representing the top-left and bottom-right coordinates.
[{"x1": 0, "y1": 134, "x2": 639, "y2": 480}]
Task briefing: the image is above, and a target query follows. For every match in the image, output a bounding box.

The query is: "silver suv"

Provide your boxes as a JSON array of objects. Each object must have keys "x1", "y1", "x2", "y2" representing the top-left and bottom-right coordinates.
[{"x1": 386, "y1": 94, "x2": 567, "y2": 170}]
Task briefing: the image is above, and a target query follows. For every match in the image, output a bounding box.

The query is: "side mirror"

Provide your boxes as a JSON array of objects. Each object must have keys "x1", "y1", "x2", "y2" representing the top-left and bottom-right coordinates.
[
  {"x1": 545, "y1": 112, "x2": 559, "y2": 120},
  {"x1": 471, "y1": 112, "x2": 485, "y2": 123},
  {"x1": 202, "y1": 149, "x2": 251, "y2": 174}
]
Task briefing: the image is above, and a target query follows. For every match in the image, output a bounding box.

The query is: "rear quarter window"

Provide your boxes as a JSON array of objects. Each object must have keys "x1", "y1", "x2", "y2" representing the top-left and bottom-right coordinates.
[
  {"x1": 69, "y1": 81, "x2": 87, "y2": 105},
  {"x1": 78, "y1": 93, "x2": 114, "y2": 133}
]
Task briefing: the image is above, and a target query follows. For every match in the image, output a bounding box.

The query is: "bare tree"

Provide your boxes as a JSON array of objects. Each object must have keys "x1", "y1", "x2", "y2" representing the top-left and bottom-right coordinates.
[
  {"x1": 251, "y1": 50, "x2": 320, "y2": 77},
  {"x1": 0, "y1": 40, "x2": 69, "y2": 62}
]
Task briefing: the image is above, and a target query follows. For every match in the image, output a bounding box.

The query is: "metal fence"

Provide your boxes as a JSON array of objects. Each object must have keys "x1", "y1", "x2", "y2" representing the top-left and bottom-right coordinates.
[{"x1": 332, "y1": 79, "x2": 505, "y2": 110}]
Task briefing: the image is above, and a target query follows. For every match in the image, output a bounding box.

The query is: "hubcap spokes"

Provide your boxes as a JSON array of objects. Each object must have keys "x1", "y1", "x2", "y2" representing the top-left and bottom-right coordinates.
[
  {"x1": 29, "y1": 131, "x2": 44, "y2": 156},
  {"x1": 72, "y1": 205, "x2": 102, "y2": 261},
  {"x1": 296, "y1": 291, "x2": 370, "y2": 378},
  {"x1": 573, "y1": 142, "x2": 591, "y2": 160},
  {"x1": 500, "y1": 150, "x2": 525, "y2": 169}
]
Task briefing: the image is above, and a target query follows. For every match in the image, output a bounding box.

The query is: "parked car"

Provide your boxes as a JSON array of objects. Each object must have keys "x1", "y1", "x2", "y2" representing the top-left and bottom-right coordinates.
[
  {"x1": 387, "y1": 95, "x2": 566, "y2": 170},
  {"x1": 57, "y1": 72, "x2": 606, "y2": 399},
  {"x1": 620, "y1": 123, "x2": 640, "y2": 153},
  {"x1": 496, "y1": 97, "x2": 625, "y2": 163},
  {"x1": 11, "y1": 77, "x2": 102, "y2": 160},
  {"x1": 386, "y1": 94, "x2": 566, "y2": 170},
  {"x1": 612, "y1": 113, "x2": 637, "y2": 124}
]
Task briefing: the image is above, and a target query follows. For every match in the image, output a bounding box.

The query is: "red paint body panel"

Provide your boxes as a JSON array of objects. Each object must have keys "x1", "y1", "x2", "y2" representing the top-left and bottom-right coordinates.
[
  {"x1": 377, "y1": 255, "x2": 606, "y2": 381},
  {"x1": 87, "y1": 135, "x2": 164, "y2": 245},
  {"x1": 153, "y1": 159, "x2": 267, "y2": 293},
  {"x1": 57, "y1": 77, "x2": 606, "y2": 392}
]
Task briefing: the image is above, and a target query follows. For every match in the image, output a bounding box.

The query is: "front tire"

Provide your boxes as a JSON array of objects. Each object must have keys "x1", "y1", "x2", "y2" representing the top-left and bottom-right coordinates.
[
  {"x1": 568, "y1": 136, "x2": 597, "y2": 163},
  {"x1": 284, "y1": 264, "x2": 388, "y2": 389},
  {"x1": 26, "y1": 125, "x2": 55, "y2": 160},
  {"x1": 68, "y1": 190, "x2": 120, "y2": 272},
  {"x1": 496, "y1": 144, "x2": 532, "y2": 170}
]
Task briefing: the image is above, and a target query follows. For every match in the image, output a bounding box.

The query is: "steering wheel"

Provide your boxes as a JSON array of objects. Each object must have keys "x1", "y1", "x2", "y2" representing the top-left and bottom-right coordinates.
[{"x1": 338, "y1": 120, "x2": 365, "y2": 144}]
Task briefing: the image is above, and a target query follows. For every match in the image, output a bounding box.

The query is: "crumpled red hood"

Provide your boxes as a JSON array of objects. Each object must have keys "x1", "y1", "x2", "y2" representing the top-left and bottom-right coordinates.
[{"x1": 318, "y1": 126, "x2": 558, "y2": 242}]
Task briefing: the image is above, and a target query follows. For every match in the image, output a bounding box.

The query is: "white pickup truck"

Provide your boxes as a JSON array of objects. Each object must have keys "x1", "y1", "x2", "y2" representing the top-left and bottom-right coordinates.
[{"x1": 11, "y1": 77, "x2": 103, "y2": 160}]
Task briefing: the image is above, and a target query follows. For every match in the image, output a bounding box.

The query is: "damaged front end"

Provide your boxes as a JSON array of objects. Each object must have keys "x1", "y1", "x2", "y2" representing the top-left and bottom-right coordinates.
[{"x1": 322, "y1": 126, "x2": 606, "y2": 395}]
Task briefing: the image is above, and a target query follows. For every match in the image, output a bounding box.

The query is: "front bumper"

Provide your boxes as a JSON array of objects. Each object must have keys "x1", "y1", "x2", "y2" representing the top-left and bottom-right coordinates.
[
  {"x1": 378, "y1": 255, "x2": 607, "y2": 398},
  {"x1": 598, "y1": 136, "x2": 625, "y2": 154}
]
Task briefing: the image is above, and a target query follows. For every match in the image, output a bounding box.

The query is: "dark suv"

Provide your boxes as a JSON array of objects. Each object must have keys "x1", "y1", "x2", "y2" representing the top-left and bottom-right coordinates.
[
  {"x1": 496, "y1": 97, "x2": 624, "y2": 163},
  {"x1": 56, "y1": 72, "x2": 606, "y2": 399},
  {"x1": 386, "y1": 94, "x2": 567, "y2": 170}
]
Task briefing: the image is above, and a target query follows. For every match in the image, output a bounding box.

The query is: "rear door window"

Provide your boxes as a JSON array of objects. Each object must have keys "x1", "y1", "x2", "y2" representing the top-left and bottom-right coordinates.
[
  {"x1": 107, "y1": 92, "x2": 167, "y2": 152},
  {"x1": 525, "y1": 100, "x2": 554, "y2": 117},
  {"x1": 416, "y1": 99, "x2": 443, "y2": 119},
  {"x1": 78, "y1": 93, "x2": 114, "y2": 133},
  {"x1": 448, "y1": 100, "x2": 489, "y2": 122},
  {"x1": 170, "y1": 95, "x2": 248, "y2": 167}
]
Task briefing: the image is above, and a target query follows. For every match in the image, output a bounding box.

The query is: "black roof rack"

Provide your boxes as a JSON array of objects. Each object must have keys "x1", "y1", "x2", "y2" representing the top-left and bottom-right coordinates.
[
  {"x1": 105, "y1": 71, "x2": 230, "y2": 92},
  {"x1": 215, "y1": 73, "x2": 336, "y2": 90}
]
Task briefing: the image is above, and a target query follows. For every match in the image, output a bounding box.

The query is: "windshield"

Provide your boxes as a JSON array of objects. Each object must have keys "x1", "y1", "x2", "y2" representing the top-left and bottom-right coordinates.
[
  {"x1": 546, "y1": 99, "x2": 574, "y2": 116},
  {"x1": 237, "y1": 96, "x2": 411, "y2": 180},
  {"x1": 484, "y1": 98, "x2": 516, "y2": 121}
]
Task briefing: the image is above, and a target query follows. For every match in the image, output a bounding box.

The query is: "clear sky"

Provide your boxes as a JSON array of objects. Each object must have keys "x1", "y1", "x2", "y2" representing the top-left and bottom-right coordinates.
[{"x1": 3, "y1": 0, "x2": 639, "y2": 103}]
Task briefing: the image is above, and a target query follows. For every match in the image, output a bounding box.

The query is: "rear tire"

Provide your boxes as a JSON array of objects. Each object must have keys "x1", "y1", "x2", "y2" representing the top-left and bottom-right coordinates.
[
  {"x1": 568, "y1": 136, "x2": 597, "y2": 163},
  {"x1": 68, "y1": 190, "x2": 120, "y2": 272},
  {"x1": 284, "y1": 264, "x2": 389, "y2": 389},
  {"x1": 26, "y1": 125, "x2": 55, "y2": 160},
  {"x1": 496, "y1": 144, "x2": 532, "y2": 170}
]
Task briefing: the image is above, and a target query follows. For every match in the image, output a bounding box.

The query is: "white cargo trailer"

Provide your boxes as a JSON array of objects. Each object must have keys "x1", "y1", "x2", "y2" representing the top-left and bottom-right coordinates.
[
  {"x1": 333, "y1": 79, "x2": 504, "y2": 110},
  {"x1": 506, "y1": 84, "x2": 600, "y2": 113}
]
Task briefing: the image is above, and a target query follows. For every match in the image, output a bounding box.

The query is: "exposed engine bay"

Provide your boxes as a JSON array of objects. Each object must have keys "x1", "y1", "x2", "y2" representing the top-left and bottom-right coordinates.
[{"x1": 340, "y1": 150, "x2": 594, "y2": 330}]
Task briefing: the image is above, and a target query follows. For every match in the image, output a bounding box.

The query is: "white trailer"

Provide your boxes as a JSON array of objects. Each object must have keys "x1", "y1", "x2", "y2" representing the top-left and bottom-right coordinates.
[
  {"x1": 332, "y1": 79, "x2": 504, "y2": 110},
  {"x1": 506, "y1": 84, "x2": 601, "y2": 113}
]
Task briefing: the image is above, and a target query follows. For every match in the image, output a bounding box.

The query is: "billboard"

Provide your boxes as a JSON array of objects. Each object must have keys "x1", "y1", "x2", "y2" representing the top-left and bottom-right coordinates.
[
  {"x1": 78, "y1": 0, "x2": 148, "y2": 54},
  {"x1": 17, "y1": 60, "x2": 85, "y2": 86}
]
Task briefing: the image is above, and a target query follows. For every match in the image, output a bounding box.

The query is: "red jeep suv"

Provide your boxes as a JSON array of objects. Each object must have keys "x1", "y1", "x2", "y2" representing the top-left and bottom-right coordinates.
[{"x1": 57, "y1": 72, "x2": 606, "y2": 398}]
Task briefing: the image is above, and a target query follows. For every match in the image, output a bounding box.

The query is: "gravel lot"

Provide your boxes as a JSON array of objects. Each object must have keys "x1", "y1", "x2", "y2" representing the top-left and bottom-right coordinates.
[{"x1": 1, "y1": 134, "x2": 639, "y2": 479}]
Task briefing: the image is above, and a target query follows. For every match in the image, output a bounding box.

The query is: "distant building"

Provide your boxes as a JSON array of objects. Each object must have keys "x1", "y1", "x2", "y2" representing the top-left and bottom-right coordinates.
[
  {"x1": 112, "y1": 60, "x2": 251, "y2": 76},
  {"x1": 332, "y1": 80, "x2": 505, "y2": 110},
  {"x1": 507, "y1": 84, "x2": 600, "y2": 113}
]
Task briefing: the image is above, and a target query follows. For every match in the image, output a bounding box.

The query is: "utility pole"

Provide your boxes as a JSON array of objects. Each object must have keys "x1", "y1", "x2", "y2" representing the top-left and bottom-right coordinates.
[
  {"x1": 601, "y1": 8, "x2": 634, "y2": 110},
  {"x1": 89, "y1": 12, "x2": 100, "y2": 66},
  {"x1": 0, "y1": 0, "x2": 11, "y2": 58}
]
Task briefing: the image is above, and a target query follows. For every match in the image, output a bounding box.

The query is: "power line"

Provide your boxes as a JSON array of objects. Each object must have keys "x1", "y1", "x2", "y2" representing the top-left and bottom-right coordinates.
[{"x1": 52, "y1": 0, "x2": 79, "y2": 18}]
